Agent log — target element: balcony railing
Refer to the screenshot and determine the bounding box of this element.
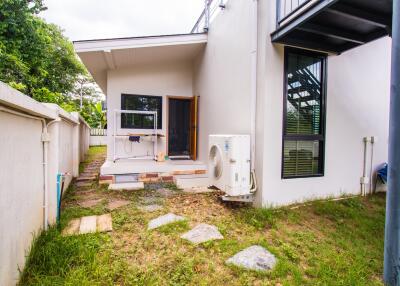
[276,0,313,27]
[191,0,226,33]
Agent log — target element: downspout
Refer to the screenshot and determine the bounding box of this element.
[250,0,258,193]
[0,106,59,231]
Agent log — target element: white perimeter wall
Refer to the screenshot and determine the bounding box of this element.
[256,0,391,206]
[193,0,253,161]
[106,61,193,161]
[0,112,44,286]
[0,83,90,285]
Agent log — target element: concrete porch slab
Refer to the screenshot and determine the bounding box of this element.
[100,160,207,176]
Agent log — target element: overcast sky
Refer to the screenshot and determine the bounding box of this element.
[40,0,205,41]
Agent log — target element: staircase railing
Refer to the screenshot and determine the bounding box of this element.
[276,0,313,28]
[191,0,226,33]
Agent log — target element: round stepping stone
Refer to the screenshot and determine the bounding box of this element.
[181,223,223,244]
[226,245,277,271]
[138,204,163,212]
[148,213,185,230]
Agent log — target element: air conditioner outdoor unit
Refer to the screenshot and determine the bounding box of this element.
[208,135,251,198]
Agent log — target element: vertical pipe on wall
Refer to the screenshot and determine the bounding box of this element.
[384,0,400,284]
[250,0,258,172]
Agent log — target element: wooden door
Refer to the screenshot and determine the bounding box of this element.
[190,96,199,160]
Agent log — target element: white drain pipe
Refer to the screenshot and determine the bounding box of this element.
[250,0,258,191]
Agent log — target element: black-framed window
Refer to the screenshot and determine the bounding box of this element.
[282,48,327,179]
[121,94,162,129]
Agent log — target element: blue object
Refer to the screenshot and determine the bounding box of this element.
[56,173,62,224]
[377,163,388,184]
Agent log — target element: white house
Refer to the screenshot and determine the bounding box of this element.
[74,0,392,207]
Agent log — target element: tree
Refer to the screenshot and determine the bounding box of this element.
[0,0,106,128]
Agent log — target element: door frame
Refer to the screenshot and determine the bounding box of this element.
[166,96,198,160]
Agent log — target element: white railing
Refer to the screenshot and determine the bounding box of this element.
[191,0,227,33]
[90,128,107,136]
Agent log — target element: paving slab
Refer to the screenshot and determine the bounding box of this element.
[79,215,97,234]
[138,204,163,212]
[181,223,223,244]
[97,214,113,232]
[140,196,164,205]
[226,245,277,271]
[148,213,185,230]
[156,188,176,198]
[78,198,102,208]
[76,181,93,188]
[109,182,144,191]
[62,218,80,236]
[107,200,131,210]
[76,176,97,182]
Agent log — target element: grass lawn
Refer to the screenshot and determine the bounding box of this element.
[20,147,386,285]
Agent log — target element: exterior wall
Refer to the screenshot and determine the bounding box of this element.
[0,82,91,285]
[193,0,253,162]
[0,112,44,286]
[256,0,391,206]
[106,61,194,161]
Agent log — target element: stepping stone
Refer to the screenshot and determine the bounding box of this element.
[78,198,102,208]
[181,223,223,244]
[107,200,131,210]
[79,215,97,234]
[62,218,80,235]
[109,182,144,191]
[156,188,176,198]
[148,213,185,230]
[76,181,93,188]
[97,214,113,232]
[226,245,277,271]
[138,204,163,212]
[76,176,97,182]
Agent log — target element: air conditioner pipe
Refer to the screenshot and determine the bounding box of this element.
[361,137,370,196]
[0,106,59,231]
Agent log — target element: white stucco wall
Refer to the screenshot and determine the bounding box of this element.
[106,61,194,161]
[256,0,391,206]
[193,0,253,162]
[0,112,44,286]
[0,83,91,285]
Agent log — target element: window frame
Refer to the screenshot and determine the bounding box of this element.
[121,94,163,130]
[281,47,327,179]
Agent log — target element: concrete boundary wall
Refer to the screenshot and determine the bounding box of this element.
[0,82,90,286]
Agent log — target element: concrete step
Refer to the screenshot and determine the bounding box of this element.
[174,174,210,189]
[108,182,144,191]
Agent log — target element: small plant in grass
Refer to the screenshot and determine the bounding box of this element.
[156,220,190,235]
[239,207,277,230]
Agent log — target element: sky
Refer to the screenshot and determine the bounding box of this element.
[40,0,205,41]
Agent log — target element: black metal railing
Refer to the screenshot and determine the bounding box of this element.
[276,0,313,27]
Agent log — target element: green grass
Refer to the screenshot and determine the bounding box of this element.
[20,147,387,285]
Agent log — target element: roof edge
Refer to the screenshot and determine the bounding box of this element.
[74,33,208,53]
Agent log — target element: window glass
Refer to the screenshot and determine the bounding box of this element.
[283,49,326,178]
[121,94,162,129]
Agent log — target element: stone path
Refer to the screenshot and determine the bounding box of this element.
[181,223,223,244]
[138,204,163,212]
[63,214,113,236]
[107,200,131,210]
[148,213,186,230]
[226,245,277,271]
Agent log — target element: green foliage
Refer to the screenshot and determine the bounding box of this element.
[0,0,106,128]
